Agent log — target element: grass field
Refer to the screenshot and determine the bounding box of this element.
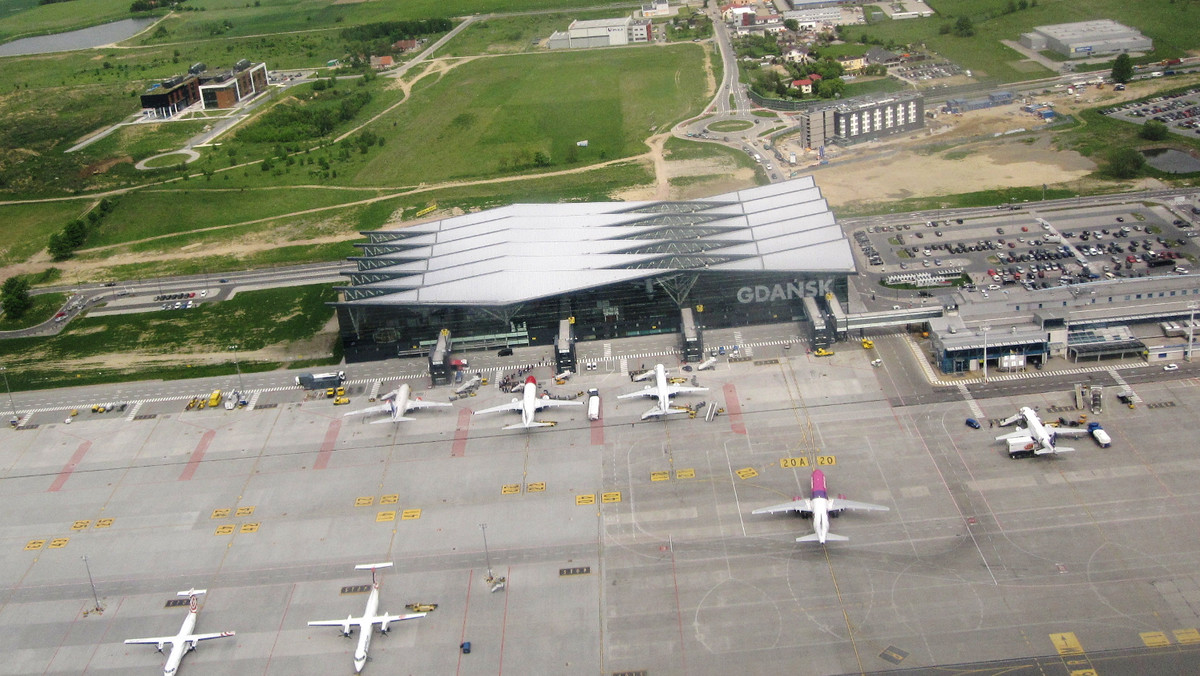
[708,120,753,132]
[0,201,90,265]
[0,283,337,390]
[437,9,628,57]
[0,0,130,43]
[348,46,706,185]
[0,291,66,330]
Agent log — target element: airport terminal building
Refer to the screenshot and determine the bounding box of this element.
[334,179,855,362]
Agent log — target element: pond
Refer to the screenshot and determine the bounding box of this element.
[0,17,157,57]
[1142,148,1200,174]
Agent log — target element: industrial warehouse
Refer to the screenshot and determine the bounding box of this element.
[334,179,855,363]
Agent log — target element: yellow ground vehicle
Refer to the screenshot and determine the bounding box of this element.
[208,390,222,407]
[325,388,336,398]
[333,396,350,405]
[813,348,835,357]
[861,338,874,349]
[335,386,346,397]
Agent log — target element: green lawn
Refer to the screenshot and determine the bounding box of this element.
[0,283,337,390]
[0,0,131,43]
[0,201,90,265]
[347,45,708,185]
[437,9,628,57]
[0,291,66,330]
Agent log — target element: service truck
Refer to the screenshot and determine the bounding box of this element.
[208,390,222,407]
[587,389,601,421]
[296,370,346,390]
[1089,422,1112,448]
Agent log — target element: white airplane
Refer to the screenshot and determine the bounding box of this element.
[995,406,1088,456]
[124,588,235,676]
[473,376,582,429]
[752,469,890,544]
[344,383,451,423]
[308,562,426,674]
[617,363,708,420]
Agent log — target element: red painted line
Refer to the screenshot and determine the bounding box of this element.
[48,441,92,492]
[590,418,604,445]
[497,565,511,675]
[722,383,746,435]
[81,596,125,674]
[669,543,688,673]
[312,419,342,470]
[260,583,297,675]
[42,599,90,673]
[451,408,472,457]
[178,429,216,481]
[455,569,474,676]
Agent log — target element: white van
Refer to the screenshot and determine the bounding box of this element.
[587,389,600,421]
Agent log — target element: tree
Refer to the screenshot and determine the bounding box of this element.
[953,16,975,37]
[784,19,799,32]
[1140,120,1169,141]
[1104,147,1145,179]
[1111,53,1134,84]
[0,276,32,320]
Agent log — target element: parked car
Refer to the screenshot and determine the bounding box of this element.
[965,418,981,429]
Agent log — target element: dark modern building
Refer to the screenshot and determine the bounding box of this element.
[139,74,201,118]
[334,179,856,363]
[199,60,268,109]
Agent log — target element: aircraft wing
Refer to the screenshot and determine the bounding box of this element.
[344,403,392,418]
[184,632,235,642]
[617,387,656,400]
[371,612,427,626]
[405,399,452,411]
[752,498,814,515]
[124,635,178,645]
[473,399,523,416]
[532,399,583,411]
[664,385,708,396]
[830,498,889,512]
[995,427,1029,441]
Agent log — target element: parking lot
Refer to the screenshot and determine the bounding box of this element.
[1101,86,1200,137]
[851,202,1200,301]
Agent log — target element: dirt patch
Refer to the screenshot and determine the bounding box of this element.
[81,156,132,177]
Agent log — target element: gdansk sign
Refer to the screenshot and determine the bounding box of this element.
[736,279,834,303]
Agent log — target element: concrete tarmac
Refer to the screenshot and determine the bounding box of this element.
[2,326,1199,675]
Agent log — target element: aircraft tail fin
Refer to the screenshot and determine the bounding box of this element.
[504,421,553,430]
[177,588,207,598]
[354,562,394,571]
[1037,445,1074,455]
[371,416,413,424]
[797,533,848,543]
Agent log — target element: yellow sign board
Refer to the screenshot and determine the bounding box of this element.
[95,518,114,528]
[72,520,91,530]
[501,484,521,495]
[24,539,45,551]
[401,509,422,520]
[235,506,255,516]
[780,457,808,469]
[211,508,231,519]
[816,455,837,466]
[380,494,399,505]
[215,525,235,535]
[735,467,759,479]
[602,492,622,503]
[1174,628,1200,645]
[1140,631,1171,647]
[576,494,595,506]
[676,468,695,479]
[527,482,546,492]
[355,496,374,507]
[651,471,671,482]
[240,522,260,533]
[48,538,69,549]
[376,511,396,522]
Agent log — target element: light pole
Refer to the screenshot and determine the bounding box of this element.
[479,523,493,579]
[228,344,245,392]
[981,326,990,383]
[1189,304,1197,362]
[0,365,16,425]
[82,555,102,613]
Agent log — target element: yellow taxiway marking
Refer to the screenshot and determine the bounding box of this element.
[735,467,758,479]
[527,482,545,492]
[501,484,521,495]
[211,508,231,519]
[24,539,45,551]
[651,471,671,482]
[1050,632,1084,656]
[376,511,396,522]
[48,538,68,549]
[355,496,374,507]
[215,525,235,535]
[1175,628,1200,644]
[235,506,255,516]
[71,520,90,530]
[380,494,399,505]
[602,491,622,503]
[676,468,695,479]
[95,518,114,528]
[240,522,259,533]
[401,509,422,520]
[816,455,837,466]
[576,494,595,506]
[1140,631,1171,647]
[780,457,809,469]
